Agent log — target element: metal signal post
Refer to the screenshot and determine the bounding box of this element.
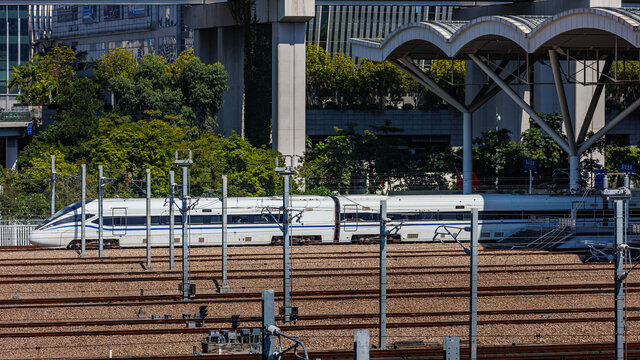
[175,151,193,301]
[275,158,294,324]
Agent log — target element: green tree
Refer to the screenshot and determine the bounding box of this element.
[178,57,228,131]
[93,47,137,85]
[189,132,282,197]
[84,118,188,195]
[9,45,77,105]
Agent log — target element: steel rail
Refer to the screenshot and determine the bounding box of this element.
[1,306,638,329]
[3,316,640,338]
[0,283,638,306]
[0,265,617,284]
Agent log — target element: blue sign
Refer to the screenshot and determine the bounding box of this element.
[523,158,538,171]
[594,169,606,189]
[618,163,636,174]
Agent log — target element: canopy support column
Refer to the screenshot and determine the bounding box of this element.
[549,50,579,191]
[390,57,472,194]
[469,54,571,154]
[577,57,612,144]
[578,96,640,155]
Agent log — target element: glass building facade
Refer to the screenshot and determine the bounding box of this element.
[307,2,454,55]
[52,5,191,62]
[0,5,29,100]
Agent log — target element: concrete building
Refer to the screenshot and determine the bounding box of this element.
[51,5,191,62]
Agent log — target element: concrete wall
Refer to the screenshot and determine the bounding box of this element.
[306,108,463,145]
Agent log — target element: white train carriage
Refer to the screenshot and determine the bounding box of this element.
[29,196,337,248]
[30,192,614,248]
[334,194,604,243]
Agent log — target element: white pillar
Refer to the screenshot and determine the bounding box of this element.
[5,137,17,171]
[272,22,306,166]
[463,112,472,194]
[569,155,580,192]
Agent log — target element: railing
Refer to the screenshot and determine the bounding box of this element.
[0,221,40,246]
[0,111,30,122]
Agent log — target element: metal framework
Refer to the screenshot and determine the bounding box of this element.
[351,7,640,193]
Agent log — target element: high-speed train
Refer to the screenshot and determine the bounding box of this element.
[29,193,630,248]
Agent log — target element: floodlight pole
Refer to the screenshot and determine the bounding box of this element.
[50,155,55,216]
[146,168,152,270]
[98,165,104,258]
[80,164,86,258]
[169,170,175,270]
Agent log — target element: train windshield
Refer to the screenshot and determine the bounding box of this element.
[38,200,95,228]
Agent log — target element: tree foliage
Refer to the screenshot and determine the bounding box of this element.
[9,46,77,105]
[306,45,466,110]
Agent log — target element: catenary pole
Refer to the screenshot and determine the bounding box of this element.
[169,170,175,270]
[283,170,291,324]
[615,199,624,360]
[98,165,104,258]
[50,155,55,216]
[470,208,478,360]
[262,289,275,360]
[80,164,86,257]
[379,199,387,350]
[146,168,152,270]
[181,165,190,300]
[219,174,231,293]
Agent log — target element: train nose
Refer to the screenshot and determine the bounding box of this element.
[29,230,61,248]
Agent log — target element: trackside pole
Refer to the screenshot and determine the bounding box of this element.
[98,165,104,258]
[354,329,370,360]
[182,165,190,300]
[443,337,460,360]
[219,174,231,293]
[469,208,478,360]
[50,155,55,216]
[282,172,291,323]
[379,200,387,350]
[615,199,624,360]
[262,289,275,360]
[146,168,152,270]
[169,170,175,270]
[80,164,86,257]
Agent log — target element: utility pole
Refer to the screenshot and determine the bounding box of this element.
[175,151,193,301]
[169,170,175,270]
[469,208,478,360]
[146,168,152,270]
[219,174,231,293]
[275,158,294,324]
[80,164,86,257]
[50,155,55,216]
[379,200,387,350]
[98,165,104,258]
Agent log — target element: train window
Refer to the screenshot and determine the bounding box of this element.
[252,214,271,224]
[230,215,249,224]
[110,217,127,226]
[438,212,458,221]
[204,215,222,224]
[151,216,161,225]
[127,217,145,226]
[190,216,204,225]
[49,216,75,227]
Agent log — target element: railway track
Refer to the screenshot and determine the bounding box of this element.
[0,264,615,284]
[0,282,637,308]
[1,306,638,329]
[60,343,640,360]
[2,315,639,338]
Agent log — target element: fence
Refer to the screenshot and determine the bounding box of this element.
[0,221,41,246]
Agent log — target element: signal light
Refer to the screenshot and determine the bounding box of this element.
[199,305,208,319]
[231,314,240,329]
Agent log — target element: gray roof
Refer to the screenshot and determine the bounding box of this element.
[350,7,640,61]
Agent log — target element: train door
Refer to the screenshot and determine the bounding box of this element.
[343,204,359,232]
[112,208,127,236]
